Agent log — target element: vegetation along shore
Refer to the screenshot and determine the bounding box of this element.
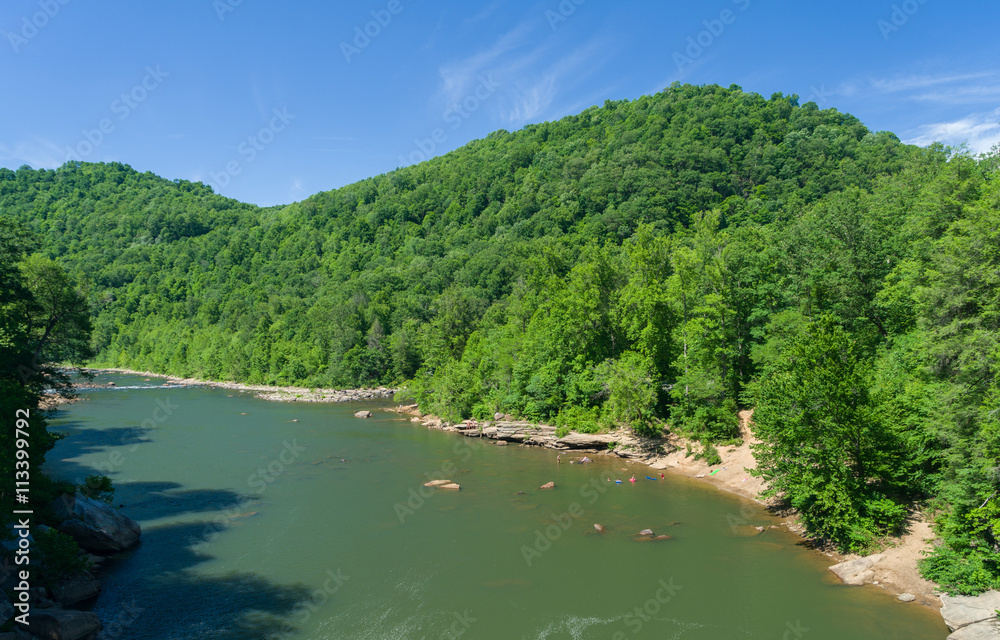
[2,83,998,638]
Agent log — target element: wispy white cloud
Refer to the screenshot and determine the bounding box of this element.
[289,177,306,201]
[870,71,994,93]
[437,20,537,106]
[462,1,503,29]
[499,37,608,124]
[436,21,611,128]
[0,139,69,169]
[914,84,1000,104]
[904,108,1000,155]
[867,70,1000,106]
[499,76,557,124]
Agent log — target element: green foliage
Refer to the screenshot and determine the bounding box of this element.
[696,442,723,466]
[79,474,114,503]
[35,528,92,587]
[596,351,659,436]
[0,217,93,529]
[748,315,907,552]
[4,86,999,591]
[555,404,602,437]
[919,545,1000,596]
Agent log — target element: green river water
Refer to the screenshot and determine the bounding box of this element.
[44,373,950,639]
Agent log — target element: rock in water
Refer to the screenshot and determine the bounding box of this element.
[440,483,461,490]
[639,529,654,536]
[539,482,555,490]
[423,479,452,487]
[51,494,141,553]
[594,524,605,533]
[897,593,916,603]
[354,410,372,418]
[24,608,101,640]
[827,554,884,586]
[50,572,102,606]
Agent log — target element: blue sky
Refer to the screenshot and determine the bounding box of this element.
[1,0,998,207]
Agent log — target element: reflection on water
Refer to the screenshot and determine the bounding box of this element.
[44,373,949,640]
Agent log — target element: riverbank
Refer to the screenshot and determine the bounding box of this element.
[67,369,955,633]
[83,367,396,403]
[395,405,946,613]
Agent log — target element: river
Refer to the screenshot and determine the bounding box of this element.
[43,373,949,639]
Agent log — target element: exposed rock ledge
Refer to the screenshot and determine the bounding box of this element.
[941,591,1000,639]
[428,418,632,452]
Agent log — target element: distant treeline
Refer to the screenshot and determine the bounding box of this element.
[2,83,997,592]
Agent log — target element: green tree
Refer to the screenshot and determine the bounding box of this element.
[595,351,658,436]
[0,220,94,528]
[748,315,906,551]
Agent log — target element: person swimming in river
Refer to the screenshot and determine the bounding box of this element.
[629,475,636,483]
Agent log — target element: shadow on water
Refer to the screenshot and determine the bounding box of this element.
[43,421,156,485]
[45,415,333,638]
[48,422,155,458]
[94,521,322,640]
[113,481,257,522]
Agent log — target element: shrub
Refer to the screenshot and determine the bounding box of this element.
[919,545,1000,596]
[36,528,91,586]
[79,474,114,503]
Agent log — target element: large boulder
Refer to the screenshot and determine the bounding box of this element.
[51,494,140,553]
[948,619,1000,640]
[555,433,617,449]
[941,591,1000,632]
[50,572,102,607]
[828,554,884,586]
[22,607,101,640]
[0,591,13,624]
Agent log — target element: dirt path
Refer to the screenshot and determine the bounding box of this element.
[644,410,942,608]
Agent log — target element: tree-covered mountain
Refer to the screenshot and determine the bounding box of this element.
[2,83,997,592]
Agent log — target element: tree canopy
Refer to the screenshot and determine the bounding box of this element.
[2,83,998,592]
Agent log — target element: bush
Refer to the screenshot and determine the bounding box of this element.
[79,474,114,503]
[554,405,601,437]
[919,545,1000,596]
[695,441,723,466]
[36,528,91,587]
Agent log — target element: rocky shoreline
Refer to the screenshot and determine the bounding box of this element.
[40,369,996,639]
[2,494,142,640]
[392,405,998,639]
[82,368,397,403]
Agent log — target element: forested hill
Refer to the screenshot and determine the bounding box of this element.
[3,84,999,588]
[5,83,913,394]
